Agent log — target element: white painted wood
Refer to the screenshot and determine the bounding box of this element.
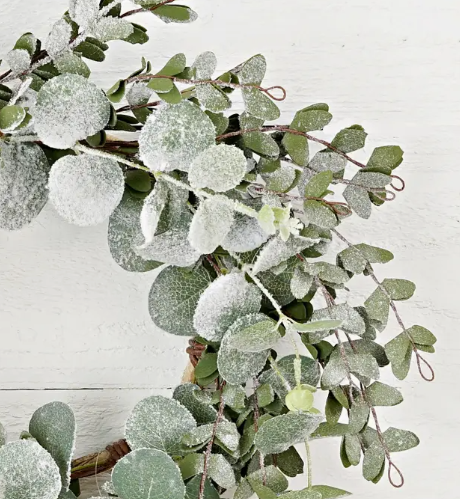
[0,0,457,497]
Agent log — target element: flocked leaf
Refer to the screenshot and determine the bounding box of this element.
[125,395,196,454]
[366,382,403,407]
[173,384,217,424]
[383,427,419,452]
[337,243,394,274]
[226,313,279,352]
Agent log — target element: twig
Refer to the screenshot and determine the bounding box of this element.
[199,381,226,499]
[331,228,434,382]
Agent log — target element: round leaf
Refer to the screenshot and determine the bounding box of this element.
[34,73,110,149]
[226,313,279,352]
[48,154,124,226]
[112,448,185,499]
[125,395,196,454]
[139,100,215,172]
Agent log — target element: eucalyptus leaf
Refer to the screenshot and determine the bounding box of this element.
[173,384,217,425]
[226,313,279,352]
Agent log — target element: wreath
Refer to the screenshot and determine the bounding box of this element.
[0,1,436,499]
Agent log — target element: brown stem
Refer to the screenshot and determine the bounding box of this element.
[331,228,435,382]
[199,381,226,499]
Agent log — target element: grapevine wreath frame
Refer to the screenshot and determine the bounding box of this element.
[0,1,436,499]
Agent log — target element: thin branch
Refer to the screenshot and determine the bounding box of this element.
[332,228,435,382]
[199,381,226,499]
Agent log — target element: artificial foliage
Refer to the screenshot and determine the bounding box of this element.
[0,1,437,499]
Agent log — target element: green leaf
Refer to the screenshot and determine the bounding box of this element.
[112,448,185,499]
[344,434,361,466]
[75,40,105,61]
[185,475,219,499]
[311,422,350,439]
[125,395,196,454]
[208,454,236,488]
[0,440,61,499]
[343,183,372,219]
[391,344,413,380]
[325,393,343,424]
[362,442,385,481]
[349,399,369,433]
[106,79,126,103]
[311,485,351,498]
[310,303,366,337]
[153,5,198,23]
[149,265,212,336]
[0,142,50,231]
[218,315,269,385]
[283,132,309,166]
[173,384,217,424]
[254,412,322,454]
[222,384,246,410]
[331,125,367,153]
[158,53,187,76]
[0,105,26,131]
[305,171,333,198]
[382,278,416,300]
[196,83,231,113]
[303,200,338,229]
[29,402,76,489]
[291,106,332,132]
[14,32,36,55]
[366,145,403,171]
[275,447,304,477]
[256,383,275,407]
[240,113,279,157]
[205,111,229,135]
[248,465,289,493]
[147,77,174,93]
[243,87,280,121]
[337,243,393,274]
[226,314,279,352]
[321,352,379,390]
[383,427,419,452]
[364,287,390,330]
[194,353,218,378]
[385,333,411,367]
[366,382,403,406]
[295,319,343,333]
[240,54,266,85]
[282,488,321,499]
[405,325,437,346]
[125,23,149,44]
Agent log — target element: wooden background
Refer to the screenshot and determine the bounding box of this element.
[0,0,457,497]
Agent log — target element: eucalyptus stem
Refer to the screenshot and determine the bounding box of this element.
[305,438,313,489]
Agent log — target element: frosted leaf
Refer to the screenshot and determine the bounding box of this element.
[126,82,153,106]
[343,184,372,219]
[54,52,90,78]
[0,105,26,133]
[139,101,215,172]
[5,49,30,74]
[303,200,338,229]
[385,333,411,367]
[405,325,436,346]
[364,287,390,330]
[349,399,369,433]
[309,150,347,173]
[45,19,72,58]
[352,171,391,188]
[0,440,61,499]
[259,355,320,399]
[222,384,246,410]
[321,352,379,389]
[125,395,196,454]
[153,5,198,24]
[217,315,270,384]
[208,454,236,489]
[91,17,134,42]
[29,402,76,490]
[0,142,49,231]
[366,382,403,407]
[193,272,261,342]
[243,87,280,121]
[185,476,219,499]
[337,243,394,274]
[140,181,168,245]
[34,74,110,149]
[254,413,322,455]
[188,196,234,254]
[240,54,266,85]
[262,162,297,193]
[222,212,269,252]
[226,313,280,352]
[48,154,124,226]
[192,51,217,79]
[303,261,349,285]
[248,465,289,492]
[112,448,185,499]
[362,442,385,482]
[69,0,99,30]
[135,210,201,267]
[252,235,319,274]
[382,278,415,300]
[173,384,217,424]
[149,265,212,336]
[290,266,313,299]
[0,423,5,447]
[196,84,230,113]
[311,303,366,337]
[383,428,419,453]
[108,193,162,272]
[189,144,246,192]
[258,257,298,306]
[184,420,240,452]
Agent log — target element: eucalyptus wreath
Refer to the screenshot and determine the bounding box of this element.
[0,1,437,499]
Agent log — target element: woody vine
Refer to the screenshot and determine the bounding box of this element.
[0,2,436,499]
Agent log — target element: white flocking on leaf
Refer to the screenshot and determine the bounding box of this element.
[69,0,100,30]
[91,17,134,42]
[149,265,212,336]
[226,313,280,352]
[0,440,61,499]
[48,154,124,226]
[311,303,366,337]
[188,144,247,192]
[45,19,72,58]
[193,272,261,342]
[290,265,313,299]
[192,51,217,79]
[0,142,49,231]
[108,193,162,272]
[222,210,269,253]
[112,448,185,499]
[125,395,196,455]
[217,314,270,384]
[188,196,234,254]
[254,413,322,454]
[140,180,169,245]
[34,74,110,149]
[139,100,216,172]
[173,384,218,425]
[5,49,31,74]
[29,401,76,490]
